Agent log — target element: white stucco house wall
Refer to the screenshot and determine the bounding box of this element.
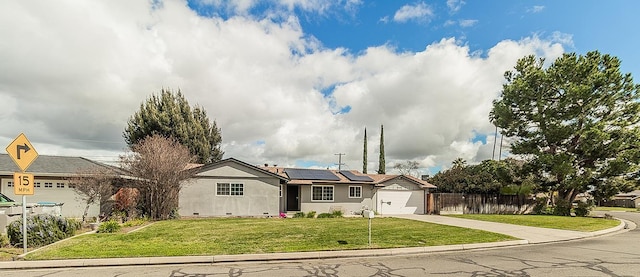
[179,158,289,217]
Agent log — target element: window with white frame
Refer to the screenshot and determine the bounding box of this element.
[279,185,283,197]
[35,182,41,188]
[56,183,65,188]
[216,183,244,196]
[44,182,53,188]
[312,185,334,201]
[7,181,13,187]
[349,186,362,198]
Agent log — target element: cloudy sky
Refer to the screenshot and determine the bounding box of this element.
[1,0,638,176]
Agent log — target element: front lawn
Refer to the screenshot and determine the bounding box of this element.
[447,214,620,232]
[25,217,515,260]
[1,248,24,260]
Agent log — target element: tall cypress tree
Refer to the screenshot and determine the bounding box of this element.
[363,128,367,174]
[378,125,386,174]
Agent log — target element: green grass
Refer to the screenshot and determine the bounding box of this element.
[447,214,620,232]
[593,206,639,212]
[25,218,515,260]
[1,248,22,260]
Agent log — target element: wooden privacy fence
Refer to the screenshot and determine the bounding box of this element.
[430,193,535,214]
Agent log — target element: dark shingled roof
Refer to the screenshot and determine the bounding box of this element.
[0,153,116,175]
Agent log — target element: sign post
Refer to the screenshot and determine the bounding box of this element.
[6,133,38,253]
[364,210,375,246]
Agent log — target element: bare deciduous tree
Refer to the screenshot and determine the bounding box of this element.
[120,134,195,220]
[394,161,420,177]
[69,167,116,223]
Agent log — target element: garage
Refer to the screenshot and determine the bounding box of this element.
[377,189,425,215]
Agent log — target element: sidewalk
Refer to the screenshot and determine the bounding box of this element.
[0,215,629,270]
[393,214,629,244]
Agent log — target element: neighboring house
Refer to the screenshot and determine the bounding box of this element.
[263,167,437,215]
[179,158,289,217]
[0,154,119,218]
[604,190,640,208]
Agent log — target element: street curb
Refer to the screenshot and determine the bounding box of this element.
[0,239,530,270]
[586,218,625,237]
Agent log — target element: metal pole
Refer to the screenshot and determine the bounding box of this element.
[492,125,498,160]
[335,153,345,171]
[22,194,27,253]
[498,133,504,161]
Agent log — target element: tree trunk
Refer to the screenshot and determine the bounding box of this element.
[82,204,90,223]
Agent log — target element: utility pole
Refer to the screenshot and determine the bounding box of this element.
[335,153,346,171]
[498,133,504,161]
[492,125,498,160]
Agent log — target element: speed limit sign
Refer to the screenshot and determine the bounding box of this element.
[13,172,34,195]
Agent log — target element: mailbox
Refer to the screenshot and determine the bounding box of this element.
[364,210,375,219]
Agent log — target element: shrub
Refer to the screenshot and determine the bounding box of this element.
[97,220,121,233]
[168,208,181,220]
[532,197,549,215]
[316,213,333,218]
[122,218,147,227]
[0,233,9,247]
[553,199,572,216]
[331,210,343,218]
[6,215,81,247]
[306,211,317,218]
[292,212,305,218]
[574,202,592,217]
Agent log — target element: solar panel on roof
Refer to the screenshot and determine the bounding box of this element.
[339,170,374,182]
[284,168,341,181]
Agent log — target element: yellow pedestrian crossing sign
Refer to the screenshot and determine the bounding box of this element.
[6,133,38,172]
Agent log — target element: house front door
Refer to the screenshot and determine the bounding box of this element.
[286,185,299,211]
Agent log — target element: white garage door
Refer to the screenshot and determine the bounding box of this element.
[378,190,424,215]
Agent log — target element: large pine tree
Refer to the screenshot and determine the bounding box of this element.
[491,51,640,206]
[124,89,224,164]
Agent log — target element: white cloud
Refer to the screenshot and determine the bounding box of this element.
[393,2,434,23]
[459,19,478,27]
[447,0,466,13]
[443,19,477,28]
[528,5,545,13]
[0,0,570,173]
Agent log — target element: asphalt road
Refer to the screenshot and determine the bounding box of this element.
[2,211,639,277]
